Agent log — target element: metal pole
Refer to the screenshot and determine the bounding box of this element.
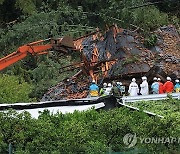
[8,143,12,154]
[108,146,112,154]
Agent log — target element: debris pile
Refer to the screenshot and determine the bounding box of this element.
[154,25,180,77]
[73,26,154,79]
[42,25,180,101]
[42,75,90,101]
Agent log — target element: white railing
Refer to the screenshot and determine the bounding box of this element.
[121,92,180,104]
[118,102,164,118]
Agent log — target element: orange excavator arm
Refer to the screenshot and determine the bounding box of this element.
[0,36,75,71]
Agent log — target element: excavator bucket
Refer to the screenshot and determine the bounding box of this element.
[59,36,75,49]
[52,36,76,54]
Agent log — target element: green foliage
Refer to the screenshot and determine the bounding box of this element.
[0,0,4,4]
[0,102,179,153]
[127,98,180,117]
[0,7,94,53]
[153,0,180,17]
[97,0,170,33]
[0,7,92,100]
[15,0,37,15]
[27,55,79,99]
[144,34,158,48]
[122,55,140,66]
[130,6,169,31]
[0,74,34,103]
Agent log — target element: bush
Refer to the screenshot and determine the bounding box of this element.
[0,102,179,153]
[144,34,158,48]
[0,74,34,103]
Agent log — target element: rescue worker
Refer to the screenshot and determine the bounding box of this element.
[99,83,107,96]
[117,82,124,94]
[163,77,174,93]
[116,82,121,91]
[157,78,164,94]
[89,80,99,97]
[109,81,121,97]
[151,77,159,94]
[128,78,139,96]
[104,83,112,95]
[140,76,149,95]
[174,79,180,93]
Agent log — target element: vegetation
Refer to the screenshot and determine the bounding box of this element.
[122,55,140,66]
[127,96,180,117]
[0,99,179,153]
[144,34,158,48]
[0,74,34,103]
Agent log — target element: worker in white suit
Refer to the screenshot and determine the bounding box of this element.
[104,83,112,95]
[140,76,149,95]
[128,78,139,96]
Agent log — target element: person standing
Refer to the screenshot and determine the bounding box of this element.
[104,83,112,95]
[99,83,107,96]
[117,81,125,94]
[109,81,121,97]
[116,82,121,92]
[140,76,149,95]
[174,79,180,93]
[157,78,164,94]
[151,77,159,94]
[89,80,99,97]
[128,78,139,96]
[163,77,174,93]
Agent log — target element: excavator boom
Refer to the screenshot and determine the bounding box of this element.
[0,37,75,71]
[0,34,114,82]
[0,51,27,70]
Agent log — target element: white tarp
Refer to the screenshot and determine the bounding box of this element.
[1,103,105,119]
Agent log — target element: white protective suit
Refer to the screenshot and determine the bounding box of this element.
[128,81,139,96]
[104,87,112,95]
[140,80,149,95]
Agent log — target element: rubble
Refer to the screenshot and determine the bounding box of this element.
[154,25,180,77]
[41,25,180,101]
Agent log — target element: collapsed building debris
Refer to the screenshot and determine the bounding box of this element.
[41,25,180,101]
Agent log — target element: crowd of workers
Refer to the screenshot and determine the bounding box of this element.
[89,76,180,97]
[89,80,122,97]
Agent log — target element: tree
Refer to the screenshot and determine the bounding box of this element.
[148,0,180,17]
[0,74,34,103]
[0,0,37,27]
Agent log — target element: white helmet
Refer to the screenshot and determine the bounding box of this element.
[142,76,147,80]
[117,82,122,85]
[166,77,171,81]
[132,78,136,82]
[108,83,112,87]
[157,78,161,81]
[92,80,96,83]
[103,83,107,87]
[175,79,179,83]
[153,77,157,81]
